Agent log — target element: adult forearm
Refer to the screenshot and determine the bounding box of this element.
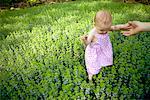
[143,23,150,31]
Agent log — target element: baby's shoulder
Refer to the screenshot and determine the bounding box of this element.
[88,27,97,35]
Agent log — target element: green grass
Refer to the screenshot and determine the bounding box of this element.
[0,0,150,99]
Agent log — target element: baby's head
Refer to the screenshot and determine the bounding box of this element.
[94,10,112,33]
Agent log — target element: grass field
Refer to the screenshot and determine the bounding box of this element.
[0,0,150,99]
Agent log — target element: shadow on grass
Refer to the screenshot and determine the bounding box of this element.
[0,1,150,40]
[0,1,150,42]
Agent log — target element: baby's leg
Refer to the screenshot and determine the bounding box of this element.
[88,74,93,81]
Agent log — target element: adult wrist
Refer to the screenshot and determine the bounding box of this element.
[143,23,150,31]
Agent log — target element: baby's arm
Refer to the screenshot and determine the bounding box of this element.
[80,34,94,45]
[111,23,130,31]
[80,29,95,47]
[87,32,94,45]
[80,35,88,47]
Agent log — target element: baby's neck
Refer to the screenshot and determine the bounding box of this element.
[99,31,107,34]
[94,27,108,34]
[97,30,108,34]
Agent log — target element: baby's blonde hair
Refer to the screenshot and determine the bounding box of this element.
[94,10,112,33]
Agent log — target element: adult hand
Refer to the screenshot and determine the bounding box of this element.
[123,21,145,36]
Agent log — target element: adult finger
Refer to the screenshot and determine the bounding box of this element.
[123,27,141,36]
[128,21,139,28]
[122,31,132,36]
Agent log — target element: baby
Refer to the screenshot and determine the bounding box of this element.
[81,10,129,80]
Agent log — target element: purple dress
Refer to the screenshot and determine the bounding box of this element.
[85,28,113,75]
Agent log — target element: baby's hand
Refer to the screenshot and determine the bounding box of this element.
[80,35,88,48]
[80,34,97,43]
[80,35,88,41]
[120,23,132,30]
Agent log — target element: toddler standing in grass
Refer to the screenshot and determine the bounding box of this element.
[81,10,129,80]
